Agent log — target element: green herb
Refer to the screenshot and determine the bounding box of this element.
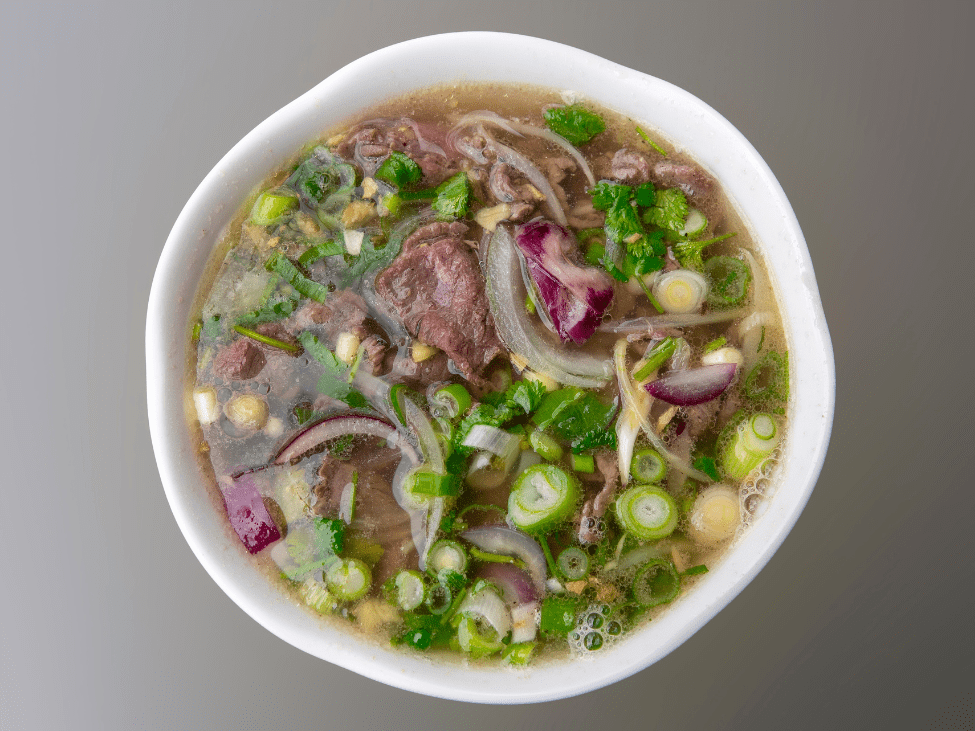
[298,239,344,266]
[232,324,301,354]
[280,517,345,580]
[468,546,527,569]
[744,351,789,403]
[543,104,605,145]
[375,151,422,189]
[590,181,632,212]
[633,337,677,381]
[202,315,222,338]
[570,428,617,454]
[235,295,299,328]
[297,331,367,406]
[191,322,202,341]
[692,455,720,482]
[671,232,737,272]
[705,255,752,307]
[265,251,330,303]
[532,388,616,444]
[571,453,595,473]
[644,188,689,232]
[249,191,298,226]
[502,642,536,666]
[286,151,356,209]
[682,564,708,577]
[704,336,727,354]
[635,125,667,156]
[340,229,405,286]
[432,172,472,220]
[635,272,665,314]
[539,594,582,636]
[634,181,656,207]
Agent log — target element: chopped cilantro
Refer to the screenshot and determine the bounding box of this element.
[672,232,737,271]
[375,151,422,189]
[235,295,299,328]
[297,331,367,406]
[590,181,632,211]
[571,428,617,454]
[451,379,546,456]
[432,172,472,220]
[692,455,720,482]
[543,105,606,145]
[644,187,689,232]
[532,388,617,443]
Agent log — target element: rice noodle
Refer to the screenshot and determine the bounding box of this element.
[601,308,748,334]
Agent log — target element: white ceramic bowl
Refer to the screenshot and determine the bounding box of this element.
[147,32,834,704]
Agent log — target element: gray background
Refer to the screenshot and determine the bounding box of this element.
[2,1,972,729]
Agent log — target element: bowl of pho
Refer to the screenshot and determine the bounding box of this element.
[147,31,834,703]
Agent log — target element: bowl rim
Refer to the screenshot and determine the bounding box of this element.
[147,31,835,704]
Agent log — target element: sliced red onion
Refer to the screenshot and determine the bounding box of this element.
[222,473,281,554]
[485,225,613,388]
[460,526,547,594]
[645,363,738,406]
[273,413,405,465]
[515,220,615,345]
[476,562,540,605]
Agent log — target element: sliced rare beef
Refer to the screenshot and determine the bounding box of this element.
[374,227,504,383]
[288,289,370,342]
[213,338,266,380]
[608,148,651,185]
[314,439,415,584]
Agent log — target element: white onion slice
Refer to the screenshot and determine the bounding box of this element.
[458,586,512,639]
[601,308,748,334]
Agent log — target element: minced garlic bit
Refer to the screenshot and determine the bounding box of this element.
[341,200,376,229]
[411,341,438,362]
[335,332,361,365]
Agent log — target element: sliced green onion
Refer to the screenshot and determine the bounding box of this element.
[633,337,677,381]
[250,191,298,226]
[429,383,472,421]
[635,125,667,156]
[404,468,460,498]
[264,251,329,303]
[704,336,727,354]
[426,539,468,577]
[719,413,780,481]
[744,351,789,403]
[678,208,707,237]
[705,255,751,307]
[507,464,581,534]
[456,616,504,659]
[630,448,667,484]
[682,564,709,577]
[391,570,426,611]
[652,269,709,314]
[528,430,563,462]
[571,453,595,473]
[325,558,372,602]
[502,642,536,666]
[298,578,339,614]
[297,239,343,266]
[467,546,527,570]
[232,324,301,354]
[632,559,681,607]
[615,484,678,541]
[635,274,666,314]
[425,583,454,615]
[557,546,590,580]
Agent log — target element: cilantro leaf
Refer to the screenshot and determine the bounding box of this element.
[571,428,618,454]
[644,187,689,232]
[692,455,720,482]
[533,388,617,442]
[432,172,472,220]
[543,105,606,145]
[375,151,422,189]
[506,380,547,415]
[590,182,632,211]
[298,331,367,406]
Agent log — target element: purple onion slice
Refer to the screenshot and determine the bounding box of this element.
[475,562,540,605]
[273,413,399,465]
[460,526,547,594]
[223,473,281,554]
[645,362,738,406]
[515,220,614,345]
